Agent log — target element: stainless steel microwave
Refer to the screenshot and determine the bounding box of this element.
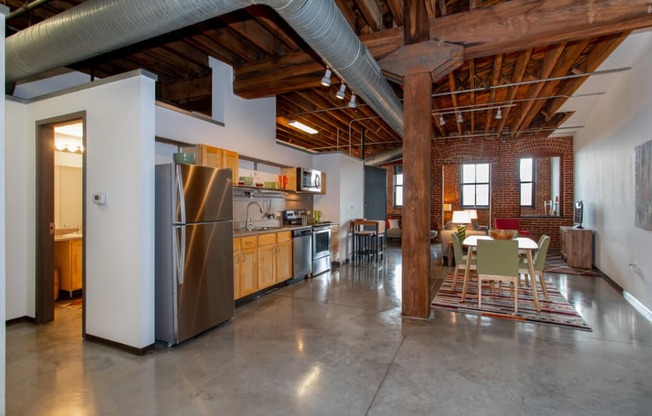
[297,167,322,193]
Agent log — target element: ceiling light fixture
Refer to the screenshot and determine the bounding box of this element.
[288,120,319,135]
[438,114,446,126]
[495,107,502,120]
[336,84,347,100]
[457,112,463,124]
[348,94,357,108]
[321,68,332,87]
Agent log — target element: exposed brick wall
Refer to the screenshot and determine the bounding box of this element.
[384,136,575,249]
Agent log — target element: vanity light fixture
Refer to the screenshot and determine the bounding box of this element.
[288,120,319,135]
[348,94,357,108]
[336,84,347,100]
[321,68,332,87]
[438,114,446,126]
[495,107,503,120]
[457,112,463,124]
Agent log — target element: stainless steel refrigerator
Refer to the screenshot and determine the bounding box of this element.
[155,163,234,345]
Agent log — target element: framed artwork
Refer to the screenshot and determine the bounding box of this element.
[635,139,652,230]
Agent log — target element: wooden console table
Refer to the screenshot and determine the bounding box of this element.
[560,226,593,269]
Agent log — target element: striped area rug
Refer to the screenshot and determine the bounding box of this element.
[432,274,591,331]
[544,250,601,276]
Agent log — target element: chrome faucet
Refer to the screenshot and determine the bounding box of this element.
[245,201,263,231]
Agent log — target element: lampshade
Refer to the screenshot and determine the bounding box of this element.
[443,203,452,212]
[465,209,478,220]
[452,210,471,224]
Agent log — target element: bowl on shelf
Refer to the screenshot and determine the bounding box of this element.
[490,229,518,240]
[173,152,196,164]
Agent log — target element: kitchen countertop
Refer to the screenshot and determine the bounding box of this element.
[233,225,312,237]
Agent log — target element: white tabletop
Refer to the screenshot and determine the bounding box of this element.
[463,235,538,250]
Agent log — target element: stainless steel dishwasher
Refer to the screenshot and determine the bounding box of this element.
[291,228,313,283]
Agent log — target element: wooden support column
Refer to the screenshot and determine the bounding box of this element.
[401,0,433,319]
[402,71,432,318]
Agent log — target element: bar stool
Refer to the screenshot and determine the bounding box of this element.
[351,220,385,261]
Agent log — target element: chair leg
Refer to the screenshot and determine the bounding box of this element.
[478,278,483,309]
[514,281,519,313]
[537,271,549,300]
[452,265,459,288]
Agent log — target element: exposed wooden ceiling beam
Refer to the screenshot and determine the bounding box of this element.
[354,0,384,32]
[233,0,652,99]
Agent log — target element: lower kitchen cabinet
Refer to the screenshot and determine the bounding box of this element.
[234,236,258,299]
[54,238,83,297]
[234,230,292,300]
[276,232,292,283]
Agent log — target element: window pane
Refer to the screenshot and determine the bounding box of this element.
[476,184,489,206]
[462,164,476,183]
[476,164,490,182]
[395,173,403,186]
[395,187,403,206]
[462,184,476,206]
[520,158,533,181]
[521,183,533,205]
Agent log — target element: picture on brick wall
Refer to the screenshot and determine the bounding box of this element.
[635,139,652,230]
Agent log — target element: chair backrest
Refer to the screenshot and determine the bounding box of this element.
[532,235,551,271]
[494,218,519,230]
[451,232,465,264]
[476,239,519,277]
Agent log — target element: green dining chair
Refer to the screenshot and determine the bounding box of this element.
[451,232,476,288]
[519,234,551,300]
[477,239,520,313]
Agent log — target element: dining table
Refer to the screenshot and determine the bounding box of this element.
[461,235,540,311]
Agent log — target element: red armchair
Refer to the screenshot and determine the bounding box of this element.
[494,218,531,237]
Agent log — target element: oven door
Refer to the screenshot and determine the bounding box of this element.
[312,226,331,275]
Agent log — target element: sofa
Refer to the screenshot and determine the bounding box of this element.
[494,218,531,237]
[440,220,488,266]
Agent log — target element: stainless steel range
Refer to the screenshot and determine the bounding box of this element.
[312,223,331,276]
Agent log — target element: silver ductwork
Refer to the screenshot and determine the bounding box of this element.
[363,146,404,166]
[6,0,404,138]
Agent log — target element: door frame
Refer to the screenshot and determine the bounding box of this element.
[35,112,86,333]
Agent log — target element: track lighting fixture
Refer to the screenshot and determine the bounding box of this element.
[495,107,502,120]
[348,94,357,108]
[457,112,463,124]
[336,84,347,100]
[321,68,332,87]
[438,114,446,126]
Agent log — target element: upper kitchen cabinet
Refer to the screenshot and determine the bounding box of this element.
[182,144,238,182]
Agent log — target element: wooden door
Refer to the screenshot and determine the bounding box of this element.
[364,166,387,221]
[233,238,241,299]
[257,242,276,289]
[276,240,293,283]
[198,144,222,168]
[222,149,239,182]
[240,246,258,296]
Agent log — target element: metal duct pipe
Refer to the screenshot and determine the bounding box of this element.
[363,146,403,166]
[6,0,404,137]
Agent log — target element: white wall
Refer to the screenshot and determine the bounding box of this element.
[5,72,156,349]
[2,4,8,412]
[313,153,364,261]
[156,57,312,169]
[575,36,652,311]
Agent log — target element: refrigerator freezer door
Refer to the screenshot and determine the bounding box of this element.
[175,164,233,224]
[176,221,234,343]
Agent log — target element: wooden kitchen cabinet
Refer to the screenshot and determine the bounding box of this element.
[54,238,83,297]
[234,236,258,299]
[257,233,277,290]
[330,224,340,263]
[560,226,593,269]
[182,144,239,182]
[276,232,293,283]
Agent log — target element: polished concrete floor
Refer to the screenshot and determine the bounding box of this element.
[7,244,652,415]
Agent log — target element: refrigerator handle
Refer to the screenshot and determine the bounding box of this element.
[176,164,187,224]
[174,225,186,285]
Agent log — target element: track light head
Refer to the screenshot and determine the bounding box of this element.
[457,112,463,124]
[336,84,347,100]
[495,107,502,120]
[348,94,357,108]
[438,114,445,126]
[321,68,332,87]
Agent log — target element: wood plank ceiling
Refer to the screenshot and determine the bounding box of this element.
[4,0,635,160]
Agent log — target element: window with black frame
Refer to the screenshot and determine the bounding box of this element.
[393,165,403,207]
[461,163,489,207]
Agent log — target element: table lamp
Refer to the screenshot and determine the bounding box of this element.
[452,210,471,240]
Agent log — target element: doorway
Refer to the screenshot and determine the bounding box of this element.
[35,113,86,333]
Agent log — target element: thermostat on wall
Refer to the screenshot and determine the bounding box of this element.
[92,192,107,205]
